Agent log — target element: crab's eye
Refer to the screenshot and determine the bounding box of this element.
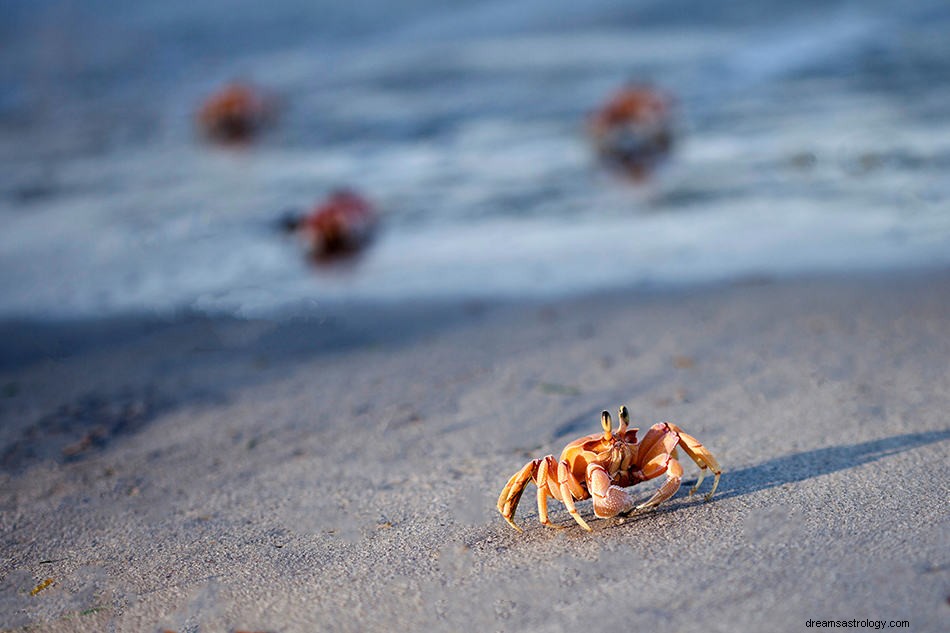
[601,410,612,434]
[616,405,630,433]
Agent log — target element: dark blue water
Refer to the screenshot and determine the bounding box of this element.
[1,0,949,317]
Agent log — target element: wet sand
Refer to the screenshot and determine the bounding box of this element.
[1,271,949,632]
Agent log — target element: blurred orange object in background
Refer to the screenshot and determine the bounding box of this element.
[286,190,378,261]
[197,82,274,143]
[588,85,675,180]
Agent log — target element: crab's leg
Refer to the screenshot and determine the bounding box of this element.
[497,458,541,532]
[626,426,684,512]
[635,456,683,510]
[638,423,680,468]
[666,423,722,500]
[586,463,636,518]
[536,456,563,528]
[557,460,592,532]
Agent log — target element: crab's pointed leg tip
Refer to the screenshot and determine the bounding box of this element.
[572,514,593,532]
[503,516,523,532]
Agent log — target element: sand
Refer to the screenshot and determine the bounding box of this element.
[1,272,949,632]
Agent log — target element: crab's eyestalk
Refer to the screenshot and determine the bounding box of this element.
[601,410,613,440]
[617,405,630,434]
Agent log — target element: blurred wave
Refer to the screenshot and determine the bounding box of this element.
[1,0,949,317]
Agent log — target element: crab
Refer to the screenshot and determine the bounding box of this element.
[197,82,274,143]
[497,406,721,531]
[281,189,378,261]
[588,85,674,179]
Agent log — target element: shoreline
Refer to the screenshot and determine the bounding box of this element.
[2,269,949,631]
[3,264,948,368]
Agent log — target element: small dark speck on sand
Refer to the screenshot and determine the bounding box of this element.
[80,606,107,616]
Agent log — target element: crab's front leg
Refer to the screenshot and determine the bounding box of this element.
[624,423,684,511]
[666,423,722,500]
[536,456,564,528]
[497,458,541,531]
[635,455,683,510]
[557,460,592,531]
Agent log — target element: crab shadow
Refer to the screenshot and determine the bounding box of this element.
[708,428,950,503]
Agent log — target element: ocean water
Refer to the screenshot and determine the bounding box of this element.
[1,0,949,318]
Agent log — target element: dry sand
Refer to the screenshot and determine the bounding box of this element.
[1,272,949,632]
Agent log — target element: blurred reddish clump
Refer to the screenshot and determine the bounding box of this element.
[197,82,273,143]
[588,85,675,179]
[285,190,378,261]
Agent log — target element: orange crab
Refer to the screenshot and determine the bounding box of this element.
[497,406,721,531]
[282,189,378,261]
[197,82,274,143]
[588,85,674,179]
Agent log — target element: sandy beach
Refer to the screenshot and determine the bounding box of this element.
[4,0,950,630]
[1,271,948,632]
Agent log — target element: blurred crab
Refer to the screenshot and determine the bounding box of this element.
[588,85,674,179]
[497,406,721,531]
[197,81,275,143]
[281,189,378,261]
